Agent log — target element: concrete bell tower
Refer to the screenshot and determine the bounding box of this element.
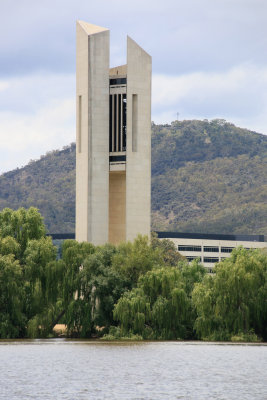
[75,21,151,245]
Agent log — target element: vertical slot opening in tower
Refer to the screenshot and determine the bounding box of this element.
[132,94,138,152]
[78,95,82,153]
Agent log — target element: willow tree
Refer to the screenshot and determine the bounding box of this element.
[192,247,267,341]
[24,236,63,337]
[113,267,194,340]
[63,243,132,337]
[0,254,25,338]
[0,207,65,338]
[0,236,20,259]
[59,239,96,337]
[26,238,97,338]
[113,288,150,335]
[61,240,95,298]
[112,235,164,285]
[179,258,206,296]
[0,207,46,258]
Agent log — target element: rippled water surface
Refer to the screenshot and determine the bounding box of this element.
[0,340,266,399]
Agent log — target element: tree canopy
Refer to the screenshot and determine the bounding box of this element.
[192,247,267,341]
[0,207,266,342]
[113,261,206,340]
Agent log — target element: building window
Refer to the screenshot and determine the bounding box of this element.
[204,246,219,252]
[122,94,126,150]
[110,78,127,85]
[221,247,234,253]
[109,95,112,152]
[204,257,219,263]
[178,245,202,252]
[109,92,127,152]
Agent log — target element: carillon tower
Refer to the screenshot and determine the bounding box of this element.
[75,21,151,245]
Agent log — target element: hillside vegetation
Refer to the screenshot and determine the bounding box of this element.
[0,144,75,233]
[0,119,267,235]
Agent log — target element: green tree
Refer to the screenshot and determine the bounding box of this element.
[0,236,20,258]
[151,232,186,266]
[24,237,57,293]
[23,236,59,336]
[0,207,63,338]
[59,240,96,337]
[25,238,96,338]
[81,244,128,329]
[0,255,26,338]
[192,247,267,341]
[64,243,130,337]
[61,240,95,305]
[112,235,164,285]
[113,266,198,340]
[180,258,206,295]
[0,207,46,259]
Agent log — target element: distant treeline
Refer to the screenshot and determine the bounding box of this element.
[0,119,266,236]
[1,208,266,342]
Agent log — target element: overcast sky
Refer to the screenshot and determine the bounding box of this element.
[0,0,266,173]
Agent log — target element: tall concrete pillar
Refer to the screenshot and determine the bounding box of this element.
[76,21,109,245]
[126,37,152,241]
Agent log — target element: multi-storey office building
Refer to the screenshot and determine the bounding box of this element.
[157,232,267,271]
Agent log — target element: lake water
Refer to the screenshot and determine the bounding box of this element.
[0,340,266,399]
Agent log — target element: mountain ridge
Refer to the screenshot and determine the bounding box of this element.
[1,119,266,236]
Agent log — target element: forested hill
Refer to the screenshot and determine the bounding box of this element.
[0,119,267,235]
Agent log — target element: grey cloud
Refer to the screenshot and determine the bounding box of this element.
[152,64,267,133]
[0,0,267,174]
[0,0,266,77]
[0,73,75,113]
